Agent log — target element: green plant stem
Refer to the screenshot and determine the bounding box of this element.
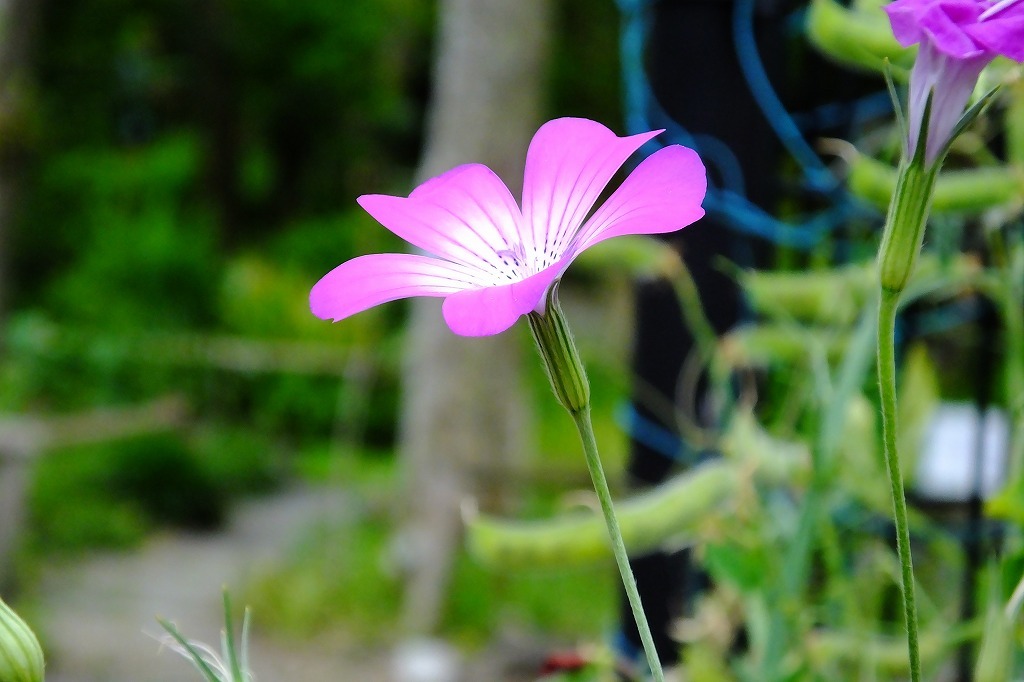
[877,288,921,682]
[570,405,665,682]
[529,289,664,681]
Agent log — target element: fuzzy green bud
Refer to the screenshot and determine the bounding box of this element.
[877,159,939,295]
[527,284,590,415]
[0,597,44,682]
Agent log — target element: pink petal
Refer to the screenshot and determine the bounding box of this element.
[440,258,570,336]
[310,253,482,322]
[967,14,1024,61]
[919,0,987,57]
[886,0,931,46]
[922,51,989,162]
[357,163,525,271]
[574,145,707,251]
[520,118,660,258]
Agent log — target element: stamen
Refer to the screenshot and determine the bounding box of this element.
[980,0,1020,21]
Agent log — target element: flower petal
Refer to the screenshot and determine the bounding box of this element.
[440,258,570,336]
[923,51,989,161]
[357,164,525,273]
[310,253,482,322]
[574,145,707,251]
[886,0,1024,61]
[885,0,931,46]
[967,14,1024,61]
[520,118,660,259]
[918,0,987,57]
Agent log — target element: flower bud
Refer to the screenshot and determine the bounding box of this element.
[877,160,939,295]
[527,284,590,414]
[0,596,44,682]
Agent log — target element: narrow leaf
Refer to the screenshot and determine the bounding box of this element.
[884,58,907,141]
[157,618,222,682]
[222,592,243,682]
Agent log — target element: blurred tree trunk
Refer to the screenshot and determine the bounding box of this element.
[398,0,551,635]
[0,0,40,592]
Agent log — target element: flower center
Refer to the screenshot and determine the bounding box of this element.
[979,0,1021,21]
[494,247,526,281]
[493,244,561,282]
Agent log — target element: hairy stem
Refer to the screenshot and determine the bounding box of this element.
[529,289,664,681]
[877,289,921,682]
[571,406,665,682]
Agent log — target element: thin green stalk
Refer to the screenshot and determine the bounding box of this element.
[528,287,664,681]
[571,406,665,682]
[873,143,936,682]
[877,289,921,682]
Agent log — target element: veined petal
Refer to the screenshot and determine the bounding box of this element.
[357,164,525,274]
[441,258,570,336]
[521,118,660,260]
[310,253,483,322]
[574,145,707,251]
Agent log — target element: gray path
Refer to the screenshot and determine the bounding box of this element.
[35,486,394,682]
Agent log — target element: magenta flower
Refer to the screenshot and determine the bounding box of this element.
[310,117,706,336]
[885,0,1024,164]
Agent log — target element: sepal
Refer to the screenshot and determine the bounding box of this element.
[884,59,908,143]
[877,159,940,294]
[527,283,590,414]
[0,597,44,682]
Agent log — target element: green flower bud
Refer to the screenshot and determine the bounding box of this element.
[0,597,44,682]
[527,283,590,415]
[877,159,939,295]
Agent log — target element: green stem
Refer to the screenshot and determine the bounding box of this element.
[877,289,921,682]
[571,406,665,682]
[528,288,664,681]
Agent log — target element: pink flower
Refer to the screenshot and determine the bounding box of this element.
[310,117,706,336]
[885,0,1024,163]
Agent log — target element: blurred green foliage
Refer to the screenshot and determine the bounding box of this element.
[41,135,220,330]
[3,0,625,654]
[27,431,280,554]
[246,449,616,645]
[246,517,403,641]
[15,0,431,304]
[4,0,1017,672]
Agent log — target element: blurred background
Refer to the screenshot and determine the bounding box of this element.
[0,0,634,680]
[1,0,1021,680]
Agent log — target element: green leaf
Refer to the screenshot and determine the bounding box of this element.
[704,543,764,592]
[222,592,243,682]
[157,618,222,682]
